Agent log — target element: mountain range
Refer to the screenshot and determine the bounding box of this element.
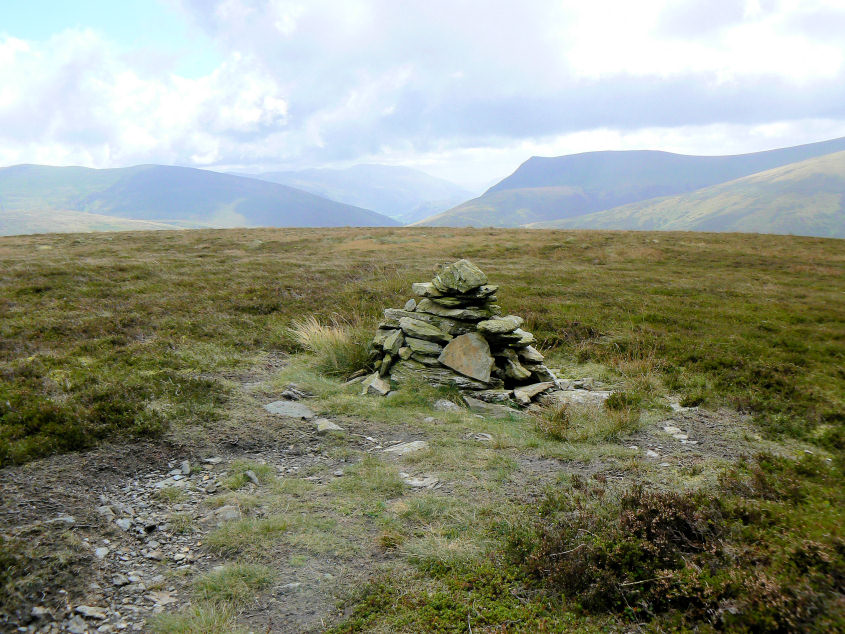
[415,136,845,236]
[238,164,471,224]
[531,150,845,237]
[3,137,845,238]
[0,164,397,236]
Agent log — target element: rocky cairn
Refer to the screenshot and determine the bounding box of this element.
[362,259,561,407]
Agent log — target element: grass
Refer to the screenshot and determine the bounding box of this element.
[192,563,276,606]
[1,227,843,631]
[1,228,842,464]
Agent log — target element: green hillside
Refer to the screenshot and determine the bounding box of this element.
[535,150,845,238]
[245,164,471,224]
[417,136,845,227]
[0,164,398,232]
[0,209,197,236]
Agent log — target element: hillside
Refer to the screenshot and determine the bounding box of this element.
[1,228,841,632]
[417,136,845,227]
[242,164,471,224]
[534,150,845,237]
[0,164,398,232]
[0,209,198,236]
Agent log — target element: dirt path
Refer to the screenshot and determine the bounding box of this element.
[2,367,787,633]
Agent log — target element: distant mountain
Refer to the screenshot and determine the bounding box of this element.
[0,209,195,236]
[242,164,471,224]
[416,136,845,227]
[532,150,845,238]
[0,164,397,234]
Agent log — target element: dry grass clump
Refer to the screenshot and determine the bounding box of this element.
[288,313,371,377]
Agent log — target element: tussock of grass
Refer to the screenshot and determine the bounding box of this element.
[288,313,372,377]
[206,516,289,557]
[151,603,247,634]
[192,563,275,606]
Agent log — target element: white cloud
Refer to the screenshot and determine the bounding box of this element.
[1,0,844,188]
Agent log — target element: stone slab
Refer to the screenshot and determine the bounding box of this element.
[264,401,315,419]
[438,332,494,382]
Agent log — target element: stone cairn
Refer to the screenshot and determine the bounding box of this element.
[361,259,564,408]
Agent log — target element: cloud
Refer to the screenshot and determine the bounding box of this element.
[2,0,845,187]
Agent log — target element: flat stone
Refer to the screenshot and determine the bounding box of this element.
[94,547,109,559]
[475,389,513,403]
[382,440,429,455]
[203,505,241,525]
[398,346,412,360]
[432,259,488,293]
[463,396,518,418]
[477,315,523,334]
[67,616,88,633]
[411,282,443,297]
[438,332,494,382]
[398,316,452,343]
[362,373,391,396]
[383,329,404,355]
[203,456,223,464]
[373,327,398,348]
[31,606,52,621]
[433,399,461,412]
[315,418,344,434]
[404,298,417,311]
[383,308,475,335]
[410,353,441,366]
[76,606,108,620]
[540,389,612,407]
[517,345,545,363]
[416,298,493,321]
[403,475,440,488]
[498,349,532,381]
[405,336,443,355]
[390,360,498,391]
[115,518,132,531]
[244,470,260,485]
[513,382,555,406]
[264,401,315,419]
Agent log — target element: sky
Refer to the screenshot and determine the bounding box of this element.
[2,0,845,190]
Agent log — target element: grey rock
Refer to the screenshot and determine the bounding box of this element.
[379,353,394,377]
[372,327,398,349]
[398,316,452,343]
[264,400,315,419]
[404,298,416,311]
[383,308,475,336]
[203,456,223,464]
[180,460,191,475]
[398,346,412,360]
[403,475,439,488]
[475,389,513,403]
[333,469,344,477]
[67,616,89,633]
[244,470,260,486]
[432,259,488,293]
[517,345,545,363]
[463,396,518,418]
[391,360,498,391]
[76,605,108,620]
[383,329,404,355]
[112,574,130,587]
[433,399,461,412]
[31,606,52,621]
[361,373,391,396]
[540,389,612,407]
[416,298,492,321]
[410,353,441,366]
[477,315,523,334]
[115,518,132,531]
[411,282,443,297]
[513,382,555,406]
[203,505,241,525]
[94,547,109,559]
[315,419,344,434]
[405,336,443,355]
[499,349,532,381]
[438,332,494,382]
[96,505,115,519]
[383,440,429,455]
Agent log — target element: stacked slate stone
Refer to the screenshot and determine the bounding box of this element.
[364,259,560,405]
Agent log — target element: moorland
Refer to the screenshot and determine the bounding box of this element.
[1,227,843,632]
